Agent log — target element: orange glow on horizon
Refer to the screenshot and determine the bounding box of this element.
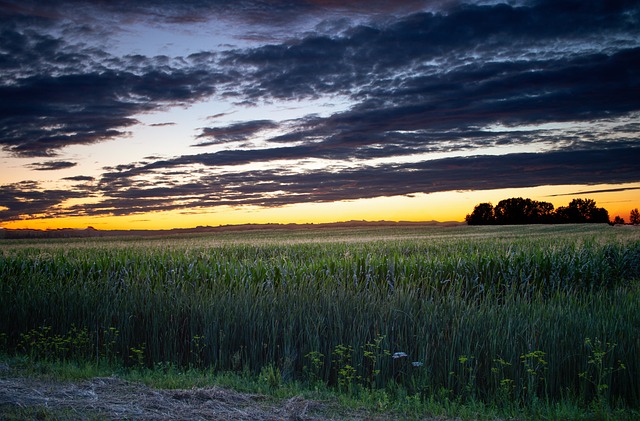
[2,184,639,230]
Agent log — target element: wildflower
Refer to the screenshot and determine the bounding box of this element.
[392,351,408,359]
[412,361,424,367]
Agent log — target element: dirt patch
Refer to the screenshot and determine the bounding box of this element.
[0,375,422,420]
[0,376,316,420]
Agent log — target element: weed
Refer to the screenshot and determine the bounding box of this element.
[362,334,390,389]
[190,334,206,369]
[18,325,92,362]
[332,344,357,393]
[259,363,281,391]
[129,343,146,369]
[491,356,514,408]
[303,351,324,386]
[520,350,548,405]
[579,337,627,413]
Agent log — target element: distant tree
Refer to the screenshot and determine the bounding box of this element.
[554,198,609,224]
[466,197,610,225]
[494,197,529,224]
[493,197,555,224]
[535,201,556,224]
[631,208,640,225]
[592,207,610,224]
[465,203,495,225]
[554,205,575,223]
[612,216,625,225]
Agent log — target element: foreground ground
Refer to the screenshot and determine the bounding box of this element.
[1,374,329,420]
[0,371,454,421]
[0,377,362,420]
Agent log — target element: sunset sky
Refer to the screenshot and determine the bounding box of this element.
[1,0,639,230]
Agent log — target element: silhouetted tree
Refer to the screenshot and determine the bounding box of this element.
[493,197,555,224]
[494,197,528,224]
[554,205,578,223]
[612,216,625,225]
[554,198,609,223]
[465,203,495,225]
[465,197,610,225]
[535,201,556,223]
[631,208,640,225]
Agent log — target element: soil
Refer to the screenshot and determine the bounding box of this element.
[0,373,450,420]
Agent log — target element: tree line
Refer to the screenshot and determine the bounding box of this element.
[465,197,627,225]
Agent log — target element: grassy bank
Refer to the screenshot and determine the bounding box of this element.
[1,224,639,418]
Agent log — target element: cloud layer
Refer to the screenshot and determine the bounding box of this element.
[1,0,639,222]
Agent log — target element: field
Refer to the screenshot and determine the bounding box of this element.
[1,224,639,415]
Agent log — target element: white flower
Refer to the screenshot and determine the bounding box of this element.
[392,351,408,359]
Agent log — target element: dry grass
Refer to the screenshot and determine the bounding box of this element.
[0,373,455,421]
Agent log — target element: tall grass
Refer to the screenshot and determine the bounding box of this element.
[1,225,639,408]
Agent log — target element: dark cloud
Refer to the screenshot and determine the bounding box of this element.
[29,160,77,171]
[0,14,232,157]
[2,145,638,221]
[0,181,86,220]
[1,0,639,223]
[62,175,95,182]
[149,122,176,127]
[194,120,279,146]
[547,186,640,197]
[197,146,640,206]
[0,0,450,29]
[206,111,236,120]
[225,5,640,126]
[0,40,229,156]
[3,1,638,157]
[84,146,640,215]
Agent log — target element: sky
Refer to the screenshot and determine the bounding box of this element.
[1,0,639,230]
